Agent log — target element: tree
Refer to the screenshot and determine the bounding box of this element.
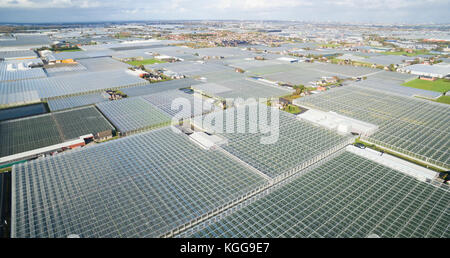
[388,64,396,71]
[293,84,305,95]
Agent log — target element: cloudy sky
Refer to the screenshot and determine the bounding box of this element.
[0,0,449,24]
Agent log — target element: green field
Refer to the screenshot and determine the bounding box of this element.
[126,58,166,66]
[52,47,82,52]
[435,95,450,104]
[0,167,12,173]
[283,104,302,114]
[415,95,450,105]
[56,49,82,52]
[281,94,301,101]
[320,43,340,48]
[381,49,431,57]
[402,78,450,93]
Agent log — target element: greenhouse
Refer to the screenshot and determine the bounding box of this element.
[0,114,61,157]
[228,59,287,71]
[0,50,38,60]
[199,105,352,180]
[194,78,292,99]
[47,93,109,112]
[355,78,441,99]
[295,85,450,169]
[263,68,328,86]
[367,70,416,82]
[0,64,47,82]
[198,70,244,83]
[77,57,131,72]
[190,151,450,238]
[52,106,114,140]
[246,63,300,76]
[11,127,269,238]
[141,89,213,119]
[311,63,378,77]
[0,106,114,157]
[246,62,379,84]
[51,50,113,60]
[0,70,149,106]
[121,78,201,97]
[149,61,234,77]
[45,63,88,76]
[96,97,172,135]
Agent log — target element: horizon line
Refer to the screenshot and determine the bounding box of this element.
[1,19,450,26]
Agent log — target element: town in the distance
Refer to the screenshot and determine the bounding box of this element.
[0,20,449,239]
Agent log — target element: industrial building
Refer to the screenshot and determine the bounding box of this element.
[398,63,450,79]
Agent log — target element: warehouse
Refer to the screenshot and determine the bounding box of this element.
[297,109,379,136]
[398,63,450,78]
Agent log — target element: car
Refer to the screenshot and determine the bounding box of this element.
[354,142,366,149]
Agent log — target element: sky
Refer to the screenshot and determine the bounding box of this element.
[0,0,449,24]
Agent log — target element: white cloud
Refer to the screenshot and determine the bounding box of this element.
[0,0,448,23]
[215,0,312,10]
[1,0,448,11]
[0,0,102,8]
[327,0,448,9]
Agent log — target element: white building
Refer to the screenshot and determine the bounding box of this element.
[398,63,450,78]
[295,108,379,137]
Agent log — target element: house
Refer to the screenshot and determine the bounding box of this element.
[277,57,299,63]
[279,98,292,107]
[419,76,437,81]
[95,130,113,141]
[154,55,177,62]
[271,99,282,109]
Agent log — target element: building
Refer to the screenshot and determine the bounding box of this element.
[95,130,113,141]
[276,57,299,63]
[399,63,450,78]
